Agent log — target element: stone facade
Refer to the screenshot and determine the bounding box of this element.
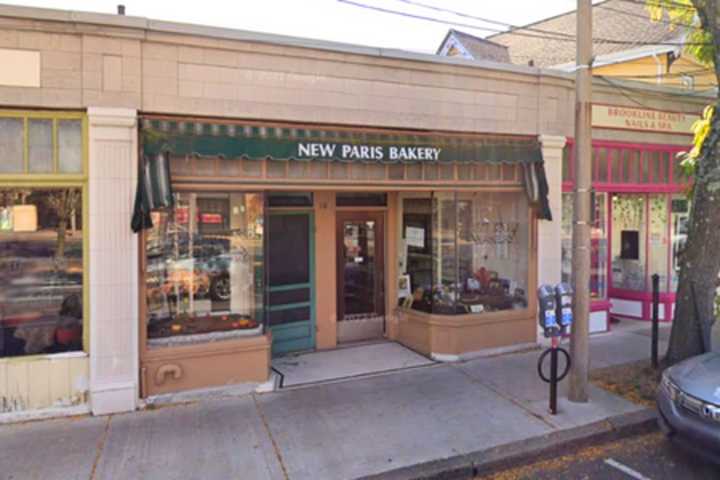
[0,4,709,419]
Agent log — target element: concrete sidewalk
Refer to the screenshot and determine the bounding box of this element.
[0,324,668,480]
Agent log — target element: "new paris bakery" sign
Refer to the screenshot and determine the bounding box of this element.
[297,142,443,162]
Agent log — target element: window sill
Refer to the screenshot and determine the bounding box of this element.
[147,325,264,348]
[0,350,87,364]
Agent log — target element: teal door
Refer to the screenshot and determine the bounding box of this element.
[268,212,315,355]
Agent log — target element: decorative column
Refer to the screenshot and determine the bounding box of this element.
[538,135,567,288]
[88,107,139,415]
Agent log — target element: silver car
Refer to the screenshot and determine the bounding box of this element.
[657,352,720,463]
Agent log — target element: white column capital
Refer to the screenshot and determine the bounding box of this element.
[539,135,568,152]
[87,107,137,128]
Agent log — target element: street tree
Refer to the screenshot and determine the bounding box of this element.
[647,0,719,364]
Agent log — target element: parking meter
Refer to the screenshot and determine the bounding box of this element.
[554,283,573,331]
[536,283,573,415]
[537,284,560,337]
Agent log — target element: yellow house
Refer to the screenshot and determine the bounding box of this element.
[437,0,716,91]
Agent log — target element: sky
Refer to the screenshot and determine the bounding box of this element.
[0,0,583,53]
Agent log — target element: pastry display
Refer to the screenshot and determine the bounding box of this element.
[148,312,259,339]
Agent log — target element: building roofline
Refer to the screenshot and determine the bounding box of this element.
[448,29,509,49]
[435,29,455,55]
[551,42,682,71]
[0,3,570,80]
[0,2,711,103]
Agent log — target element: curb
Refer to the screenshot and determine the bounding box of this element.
[359,408,658,480]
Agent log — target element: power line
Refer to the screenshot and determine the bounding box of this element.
[596,3,699,29]
[604,67,711,79]
[619,0,697,11]
[337,0,712,47]
[598,75,716,99]
[390,0,573,39]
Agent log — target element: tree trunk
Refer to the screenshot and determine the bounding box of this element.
[666,107,720,364]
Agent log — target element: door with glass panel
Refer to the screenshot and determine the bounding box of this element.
[336,212,385,343]
[268,212,315,355]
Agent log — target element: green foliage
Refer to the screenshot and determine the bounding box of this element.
[646,0,715,66]
[678,105,716,181]
[647,1,717,185]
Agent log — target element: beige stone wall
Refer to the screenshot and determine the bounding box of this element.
[0,8,708,141]
[0,9,574,137]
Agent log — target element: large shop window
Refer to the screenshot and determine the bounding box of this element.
[145,192,265,346]
[561,192,608,300]
[401,192,529,315]
[670,194,690,292]
[0,188,84,357]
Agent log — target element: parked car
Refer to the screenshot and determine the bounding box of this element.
[657,352,720,464]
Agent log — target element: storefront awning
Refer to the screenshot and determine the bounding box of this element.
[141,119,543,165]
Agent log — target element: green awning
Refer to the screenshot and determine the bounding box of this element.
[141,119,542,165]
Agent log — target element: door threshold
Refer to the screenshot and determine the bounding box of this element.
[275,361,441,391]
[270,340,437,390]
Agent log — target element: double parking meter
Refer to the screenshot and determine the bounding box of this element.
[537,283,574,337]
[537,283,574,415]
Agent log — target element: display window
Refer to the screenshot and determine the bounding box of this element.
[0,111,87,358]
[144,192,265,347]
[0,188,84,357]
[670,194,690,292]
[648,194,670,291]
[401,191,530,315]
[561,192,608,300]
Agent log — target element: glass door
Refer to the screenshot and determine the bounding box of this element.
[611,194,647,291]
[336,212,385,343]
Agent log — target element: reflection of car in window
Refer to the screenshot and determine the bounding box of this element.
[147,235,243,302]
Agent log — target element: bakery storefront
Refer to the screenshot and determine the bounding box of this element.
[561,105,694,333]
[138,117,550,395]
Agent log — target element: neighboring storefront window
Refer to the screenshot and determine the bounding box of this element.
[611,194,647,291]
[648,194,670,291]
[0,188,84,357]
[561,192,608,300]
[145,192,265,346]
[670,194,690,292]
[402,192,529,315]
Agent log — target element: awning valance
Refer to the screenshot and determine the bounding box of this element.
[141,119,542,165]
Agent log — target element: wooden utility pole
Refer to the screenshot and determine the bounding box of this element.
[569,0,592,403]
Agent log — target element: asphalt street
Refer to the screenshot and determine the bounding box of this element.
[477,430,719,480]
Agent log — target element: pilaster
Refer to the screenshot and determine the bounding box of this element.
[87,107,139,415]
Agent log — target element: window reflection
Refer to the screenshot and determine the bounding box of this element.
[561,192,608,300]
[0,189,84,357]
[145,192,264,346]
[670,195,690,292]
[401,192,529,315]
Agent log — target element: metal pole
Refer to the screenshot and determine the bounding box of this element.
[569,0,592,403]
[652,273,660,368]
[550,338,558,414]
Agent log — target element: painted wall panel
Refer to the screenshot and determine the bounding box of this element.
[0,48,40,87]
[0,354,88,413]
[610,298,643,318]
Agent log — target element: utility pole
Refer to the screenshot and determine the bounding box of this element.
[569,0,592,403]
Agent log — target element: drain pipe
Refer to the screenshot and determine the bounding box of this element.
[652,53,663,85]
